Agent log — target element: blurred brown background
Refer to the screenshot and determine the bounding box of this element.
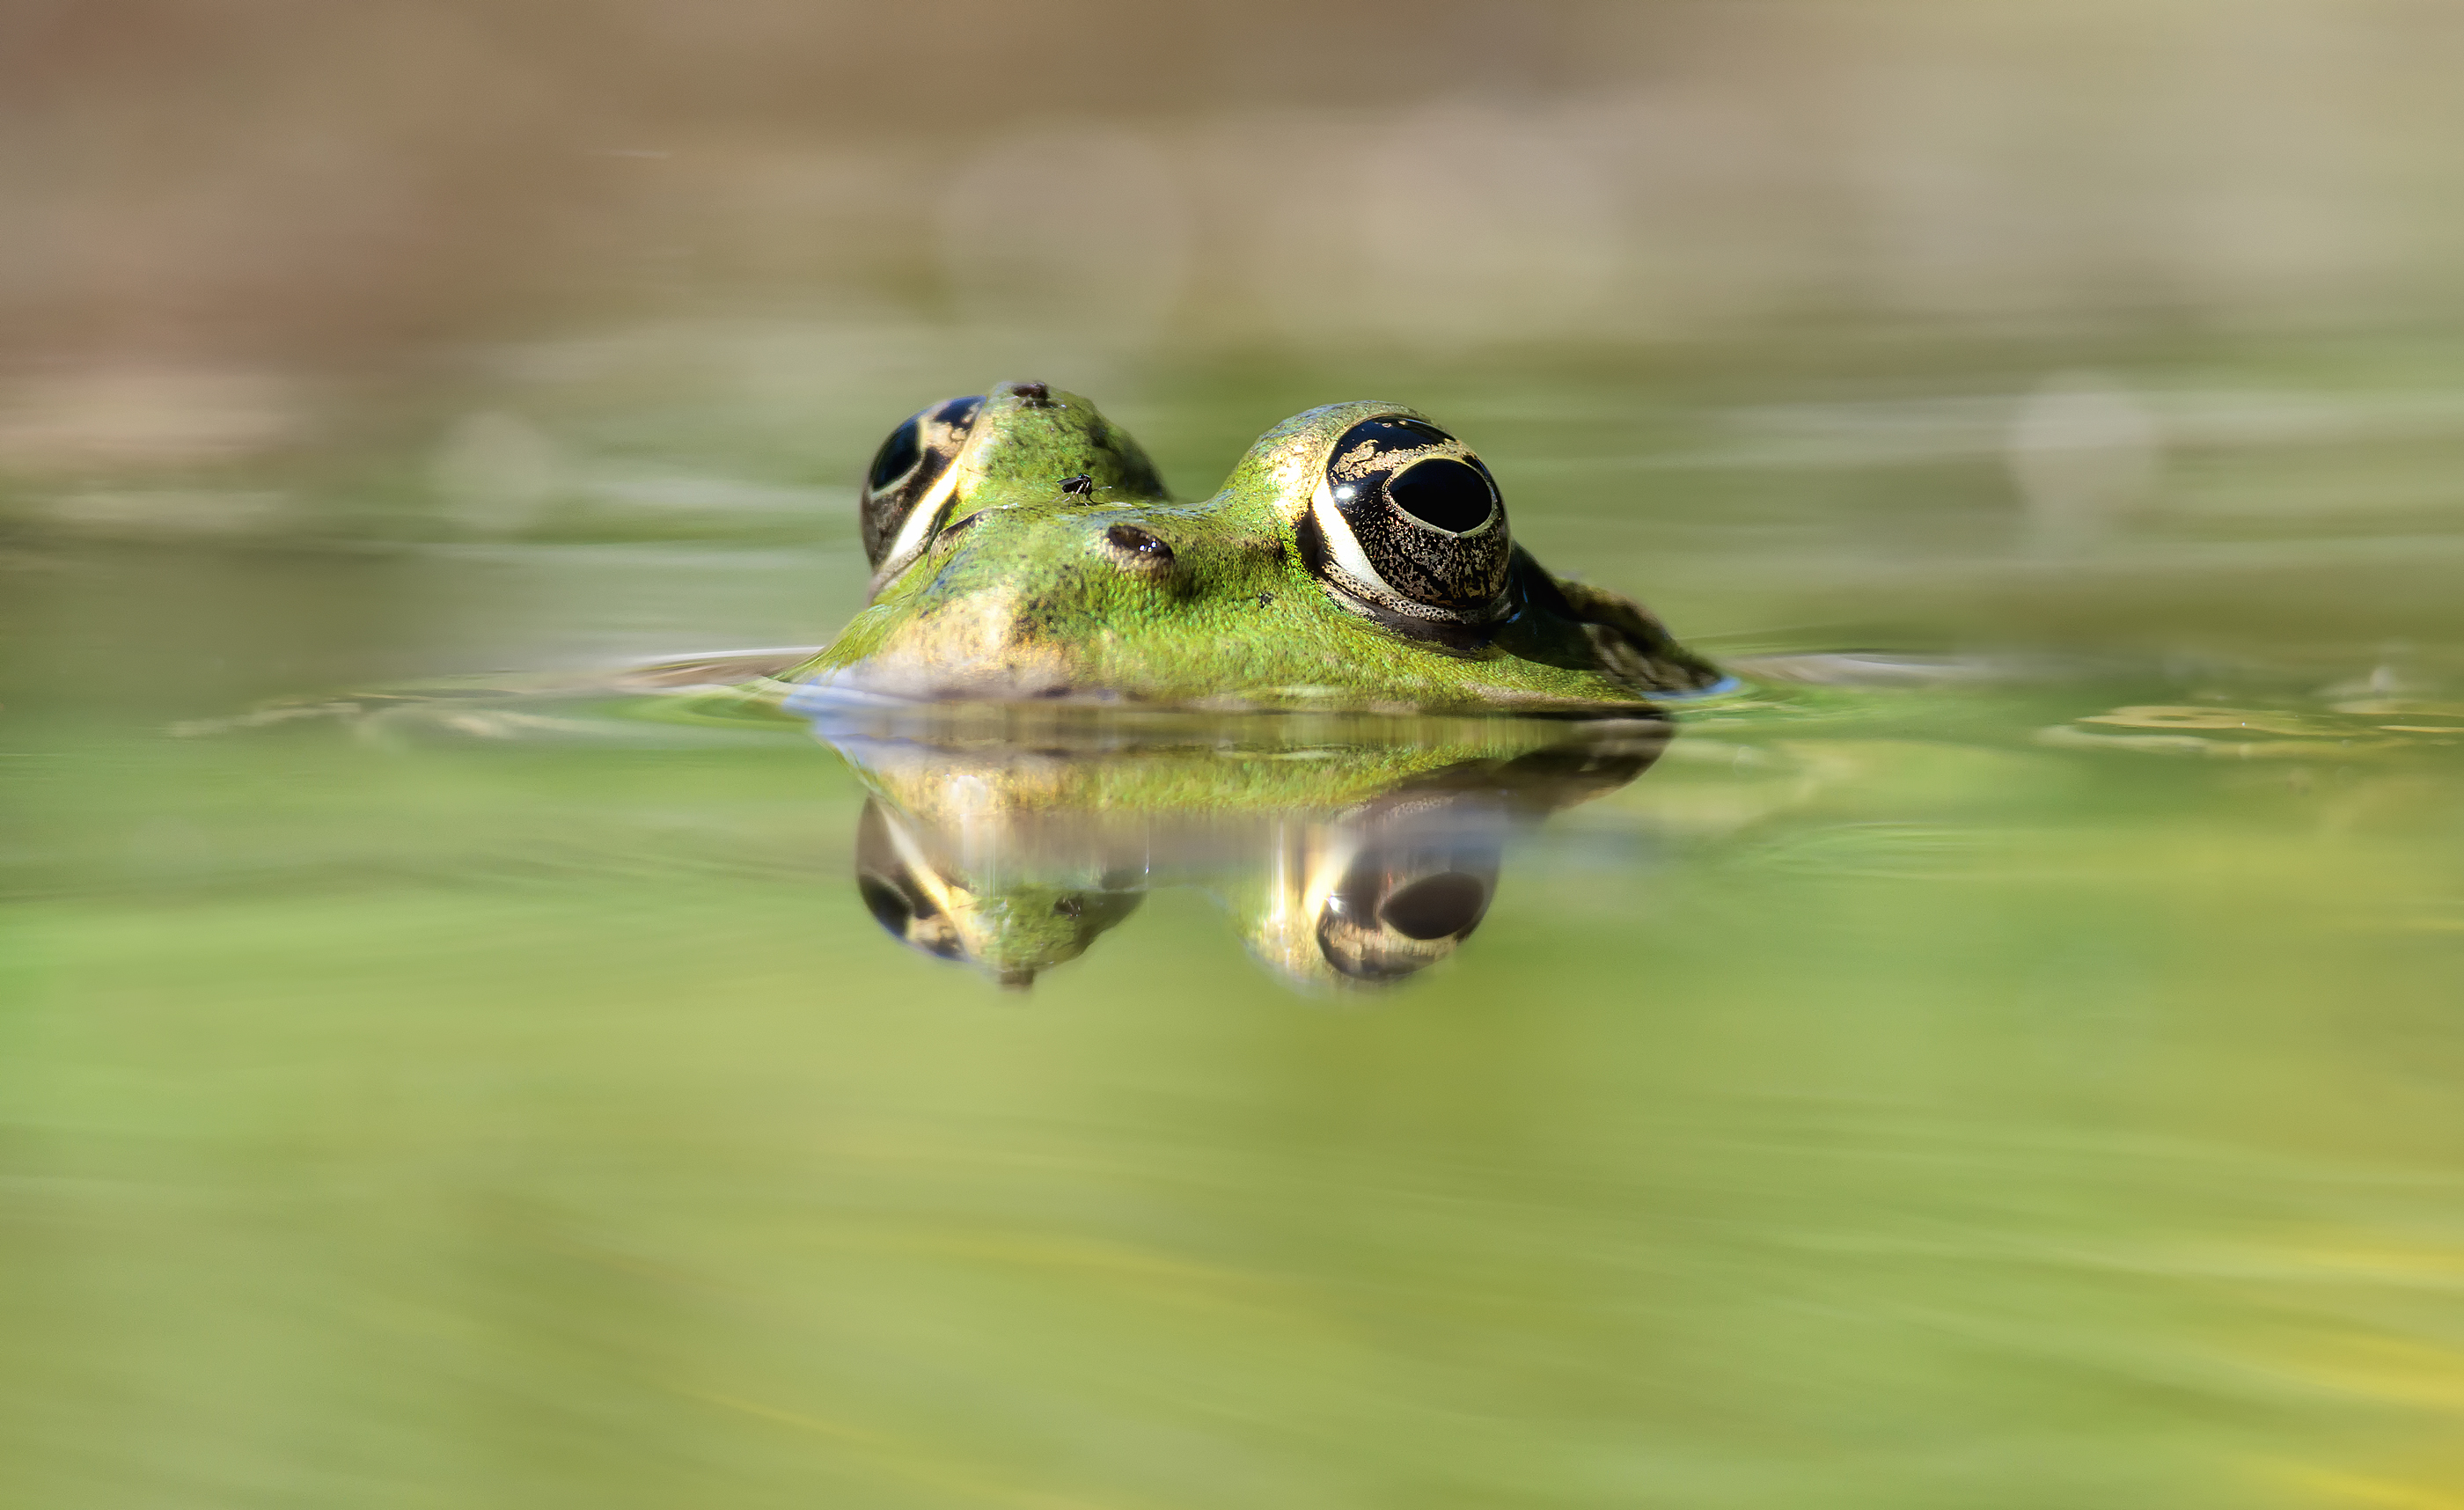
[9,0,2463,374]
[11,0,2464,680]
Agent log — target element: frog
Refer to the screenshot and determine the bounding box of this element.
[763,380,1727,717]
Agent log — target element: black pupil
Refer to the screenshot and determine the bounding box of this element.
[858,876,913,934]
[1386,458,1494,533]
[1377,872,1488,940]
[867,416,922,492]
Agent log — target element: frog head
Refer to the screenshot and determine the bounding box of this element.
[786,385,1722,715]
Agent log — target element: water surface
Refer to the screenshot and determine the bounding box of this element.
[6,336,2464,1507]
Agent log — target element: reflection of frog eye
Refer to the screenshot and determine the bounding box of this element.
[856,870,967,961]
[859,395,982,569]
[854,802,970,960]
[1306,793,1505,985]
[1375,872,1489,939]
[1315,861,1495,983]
[1308,415,1513,621]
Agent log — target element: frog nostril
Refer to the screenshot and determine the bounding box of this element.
[1103,524,1175,569]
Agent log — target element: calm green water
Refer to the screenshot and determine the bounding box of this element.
[7,334,2464,1506]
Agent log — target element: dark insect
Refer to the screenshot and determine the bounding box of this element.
[1059,473,1095,497]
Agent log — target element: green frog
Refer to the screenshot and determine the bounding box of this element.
[766,381,1727,717]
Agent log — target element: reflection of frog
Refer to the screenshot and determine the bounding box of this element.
[854,798,1145,990]
[823,713,1669,990]
[771,381,1724,715]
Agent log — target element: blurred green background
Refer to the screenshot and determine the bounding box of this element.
[7,3,2464,1506]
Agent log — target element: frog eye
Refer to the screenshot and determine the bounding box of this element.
[1305,416,1512,621]
[860,395,983,568]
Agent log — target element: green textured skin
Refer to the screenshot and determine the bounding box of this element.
[888,381,1168,566]
[780,390,1723,715]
